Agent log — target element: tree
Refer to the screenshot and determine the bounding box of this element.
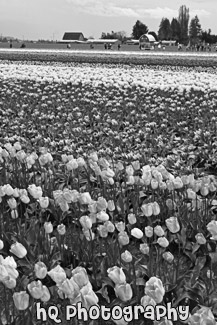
[201,29,217,44]
[148,31,158,41]
[132,20,149,39]
[178,5,190,44]
[158,18,171,40]
[171,18,181,42]
[101,31,127,42]
[189,15,202,45]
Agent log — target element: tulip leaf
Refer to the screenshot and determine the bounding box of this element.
[96,284,110,303]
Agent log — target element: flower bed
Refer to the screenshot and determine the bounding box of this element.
[1,49,217,67]
[0,58,217,325]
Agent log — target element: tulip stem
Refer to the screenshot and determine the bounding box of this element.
[131,258,139,303]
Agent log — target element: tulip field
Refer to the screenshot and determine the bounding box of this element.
[1,50,217,325]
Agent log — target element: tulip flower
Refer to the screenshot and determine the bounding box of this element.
[145,276,165,304]
[141,295,156,308]
[131,228,143,239]
[44,221,53,234]
[80,216,92,230]
[40,285,51,302]
[121,250,133,263]
[27,280,43,299]
[165,217,180,233]
[195,233,206,245]
[10,242,27,258]
[118,231,130,246]
[140,243,149,255]
[107,266,126,285]
[71,266,89,288]
[162,252,174,263]
[145,226,154,238]
[57,224,66,235]
[13,291,29,310]
[34,261,47,279]
[207,220,217,240]
[0,240,4,250]
[157,236,169,248]
[38,196,49,209]
[154,225,165,237]
[114,283,133,302]
[48,265,66,284]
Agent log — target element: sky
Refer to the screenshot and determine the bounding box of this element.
[0,0,216,40]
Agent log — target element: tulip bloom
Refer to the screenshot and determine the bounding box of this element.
[195,233,206,245]
[145,276,165,304]
[162,252,174,263]
[114,283,133,302]
[10,242,27,258]
[140,243,149,255]
[57,224,66,235]
[145,226,154,238]
[80,216,92,230]
[115,222,125,232]
[48,265,66,284]
[188,307,216,325]
[38,197,49,209]
[141,203,153,217]
[121,250,133,263]
[165,217,180,233]
[157,237,169,248]
[207,220,217,240]
[107,200,115,211]
[7,198,17,209]
[80,283,99,309]
[71,267,89,289]
[152,201,160,215]
[118,231,130,246]
[131,228,143,239]
[0,240,4,250]
[107,266,126,285]
[27,280,43,299]
[34,261,47,279]
[96,211,109,222]
[104,220,115,233]
[128,213,137,225]
[96,197,108,211]
[58,277,80,300]
[141,295,156,308]
[40,285,51,302]
[13,291,29,310]
[154,225,165,237]
[44,221,53,234]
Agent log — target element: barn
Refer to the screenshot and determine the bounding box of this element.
[61,32,86,43]
[139,34,156,49]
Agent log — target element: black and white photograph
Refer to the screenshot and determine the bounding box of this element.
[0,1,217,324]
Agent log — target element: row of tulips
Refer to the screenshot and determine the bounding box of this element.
[0,59,217,324]
[0,142,217,324]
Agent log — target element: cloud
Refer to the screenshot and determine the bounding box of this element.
[65,1,210,19]
[137,7,177,19]
[66,0,139,17]
[191,9,211,17]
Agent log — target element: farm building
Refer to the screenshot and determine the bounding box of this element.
[161,40,177,46]
[139,34,156,49]
[61,32,86,43]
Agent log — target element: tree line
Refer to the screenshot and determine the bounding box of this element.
[101,5,217,45]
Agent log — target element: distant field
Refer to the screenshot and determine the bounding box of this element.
[0,48,217,67]
[0,41,187,52]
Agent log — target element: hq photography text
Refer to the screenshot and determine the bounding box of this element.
[36,302,190,323]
